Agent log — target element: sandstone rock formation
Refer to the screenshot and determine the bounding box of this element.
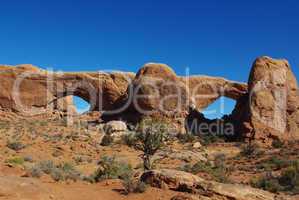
[55,96,77,115]
[0,56,298,142]
[0,63,246,117]
[153,149,207,163]
[130,63,247,118]
[140,169,287,200]
[231,57,299,142]
[0,64,134,115]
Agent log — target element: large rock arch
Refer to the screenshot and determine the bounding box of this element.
[128,63,247,118]
[0,64,134,115]
[0,63,247,117]
[0,56,298,141]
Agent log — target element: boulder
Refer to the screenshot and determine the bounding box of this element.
[141,169,204,190]
[193,142,202,149]
[103,120,127,134]
[102,120,128,141]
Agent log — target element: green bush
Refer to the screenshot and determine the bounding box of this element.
[6,157,25,166]
[257,156,289,171]
[279,160,299,193]
[122,175,147,195]
[31,160,81,182]
[181,158,230,183]
[251,175,283,193]
[252,160,299,194]
[38,160,56,174]
[60,162,82,181]
[135,117,168,170]
[91,156,133,182]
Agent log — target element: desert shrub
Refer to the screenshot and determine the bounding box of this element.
[122,132,138,147]
[252,160,299,194]
[240,143,255,156]
[211,154,230,183]
[58,162,81,181]
[272,139,284,149]
[32,161,81,181]
[239,143,263,158]
[257,156,289,171]
[38,160,56,174]
[181,159,230,183]
[6,157,25,166]
[6,140,26,151]
[135,117,168,170]
[50,168,65,182]
[90,156,133,182]
[26,165,43,178]
[279,160,299,193]
[61,162,75,172]
[101,134,114,146]
[122,175,147,195]
[251,174,283,193]
[177,132,196,143]
[189,162,213,174]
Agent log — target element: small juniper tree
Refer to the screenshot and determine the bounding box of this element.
[135,117,168,170]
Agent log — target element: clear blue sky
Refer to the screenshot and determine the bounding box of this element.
[1,0,298,116]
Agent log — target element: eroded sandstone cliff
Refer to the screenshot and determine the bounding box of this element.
[0,56,298,142]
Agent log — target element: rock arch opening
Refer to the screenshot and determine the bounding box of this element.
[202,97,236,120]
[73,96,91,114]
[186,97,236,138]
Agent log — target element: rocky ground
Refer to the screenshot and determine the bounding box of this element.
[0,114,298,200]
